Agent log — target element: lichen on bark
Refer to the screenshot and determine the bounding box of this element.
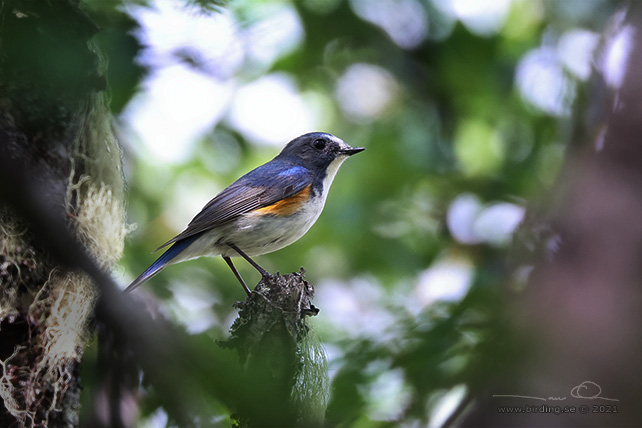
[221,270,329,428]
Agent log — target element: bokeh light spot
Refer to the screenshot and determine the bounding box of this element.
[228,73,316,146]
[335,63,400,122]
[350,0,428,48]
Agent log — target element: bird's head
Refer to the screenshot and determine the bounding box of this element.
[277,132,365,170]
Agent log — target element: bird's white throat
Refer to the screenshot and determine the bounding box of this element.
[321,155,349,202]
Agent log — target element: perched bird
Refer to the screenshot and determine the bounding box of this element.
[125,132,364,294]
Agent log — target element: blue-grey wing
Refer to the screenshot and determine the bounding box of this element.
[156,163,313,250]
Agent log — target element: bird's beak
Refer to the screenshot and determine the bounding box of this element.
[340,146,366,156]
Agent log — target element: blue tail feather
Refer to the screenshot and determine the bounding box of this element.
[124,235,200,293]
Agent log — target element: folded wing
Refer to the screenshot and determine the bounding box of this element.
[156,163,313,250]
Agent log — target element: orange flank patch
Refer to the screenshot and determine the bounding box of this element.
[256,184,311,216]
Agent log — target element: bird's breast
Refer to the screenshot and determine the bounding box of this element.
[224,189,325,256]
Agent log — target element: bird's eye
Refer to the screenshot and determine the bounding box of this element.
[313,139,326,150]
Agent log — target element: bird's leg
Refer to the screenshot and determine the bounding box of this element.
[223,256,251,295]
[227,243,270,277]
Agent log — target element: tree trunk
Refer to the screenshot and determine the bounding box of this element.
[0,0,126,426]
[461,3,642,426]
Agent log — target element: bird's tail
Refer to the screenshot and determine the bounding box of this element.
[124,236,198,293]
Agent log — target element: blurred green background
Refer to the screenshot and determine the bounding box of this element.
[84,0,616,425]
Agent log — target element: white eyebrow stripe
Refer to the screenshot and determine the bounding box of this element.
[326,134,345,145]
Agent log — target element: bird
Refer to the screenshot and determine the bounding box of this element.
[125,132,365,294]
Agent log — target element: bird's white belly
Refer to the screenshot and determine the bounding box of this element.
[175,194,326,262]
